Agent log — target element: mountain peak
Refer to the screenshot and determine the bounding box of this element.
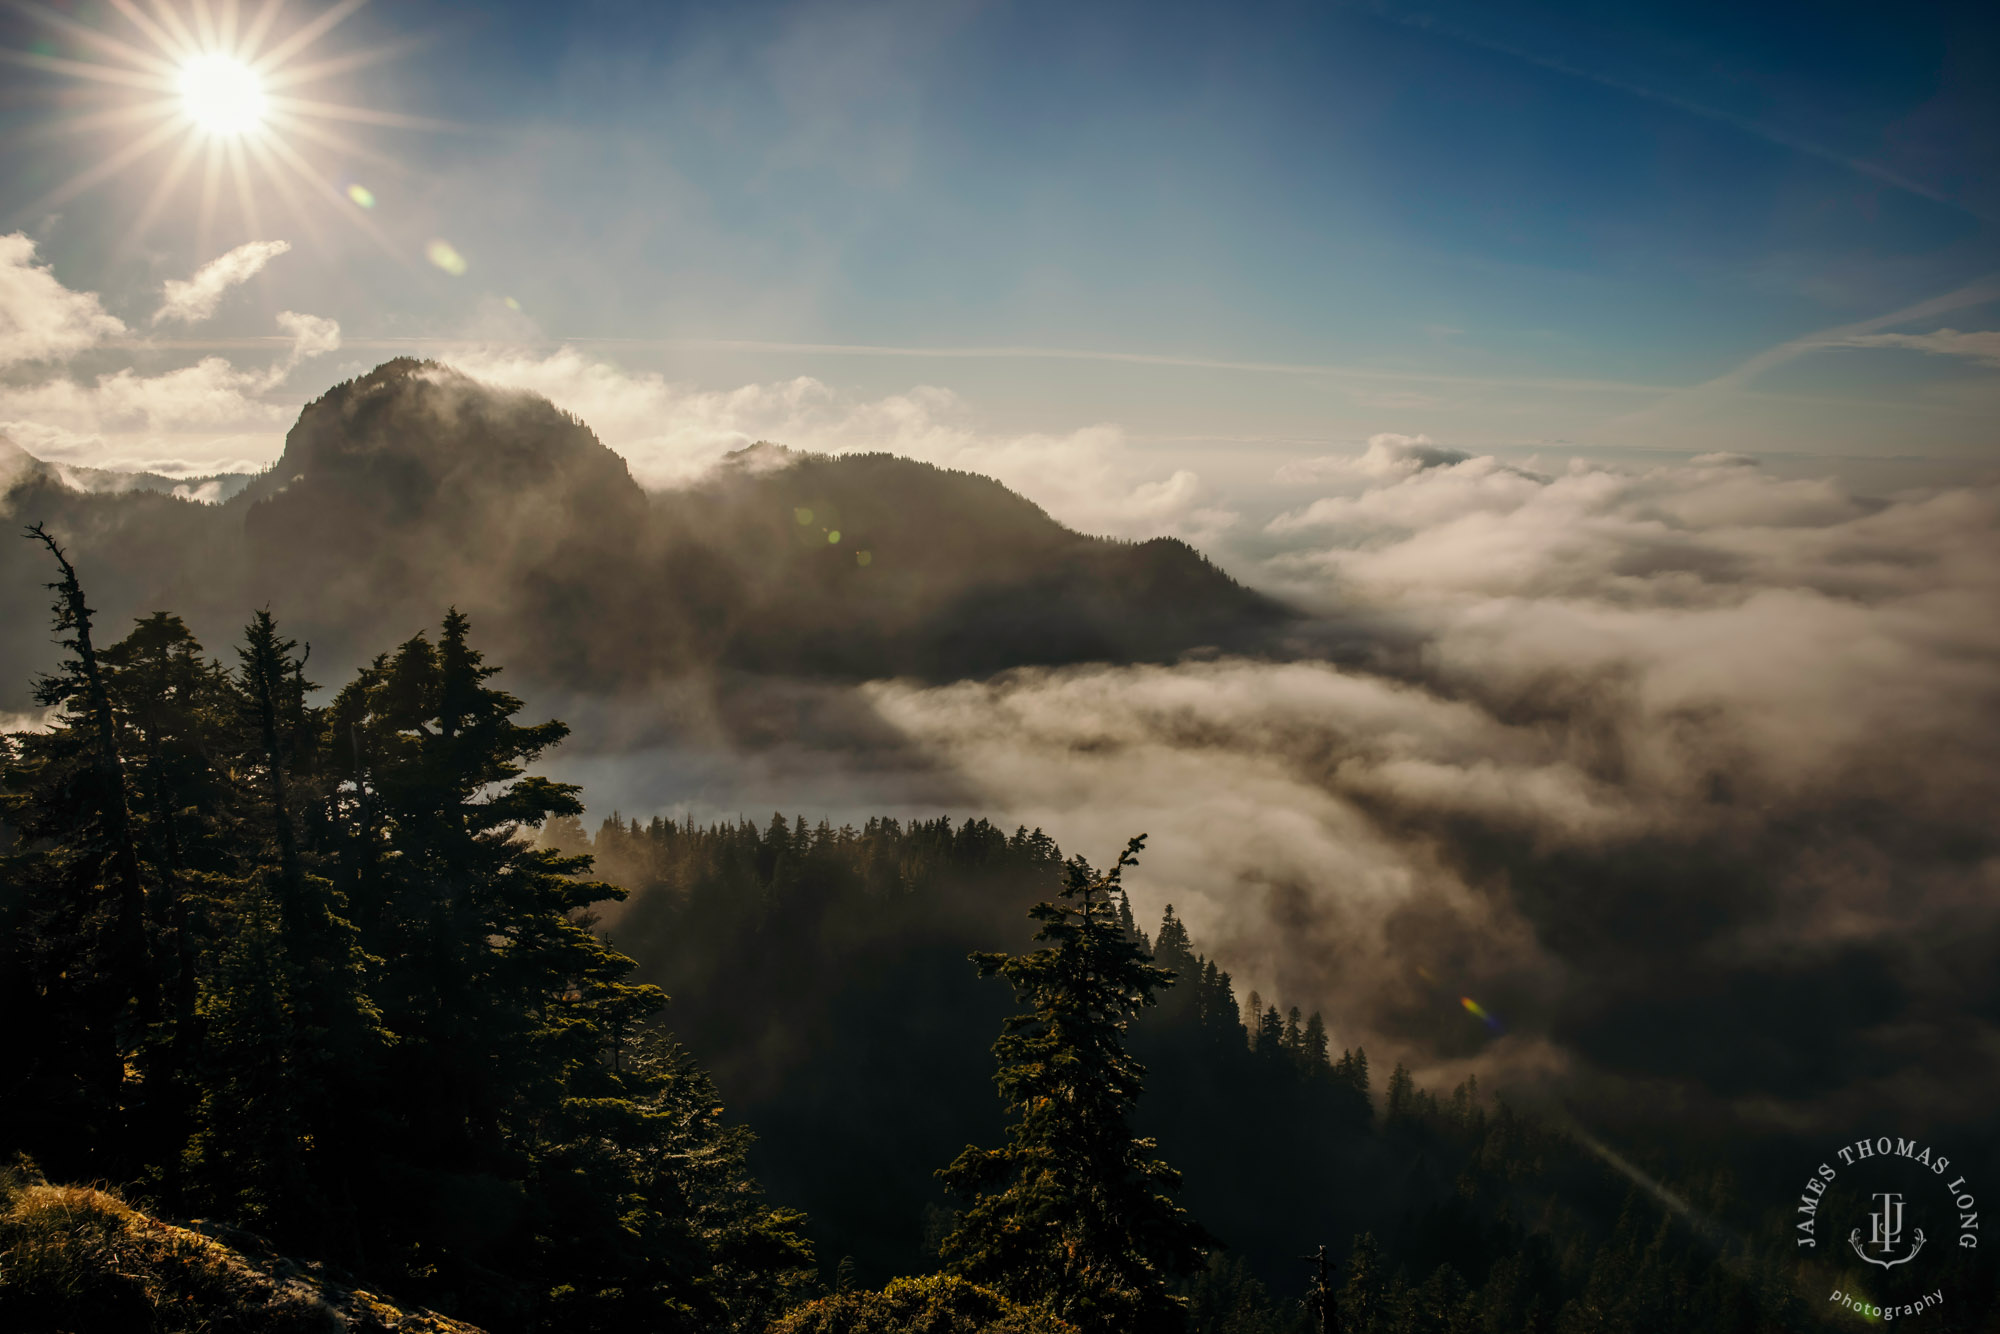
[1,359,1291,695]
[255,358,634,503]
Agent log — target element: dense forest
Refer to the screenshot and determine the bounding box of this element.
[2,533,1994,1331]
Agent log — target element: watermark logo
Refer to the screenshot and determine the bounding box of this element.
[1794,1135,1977,1259]
[1794,1135,1980,1321]
[1854,1191,1923,1269]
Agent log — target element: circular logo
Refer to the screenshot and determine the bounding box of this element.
[1794,1136,1978,1322]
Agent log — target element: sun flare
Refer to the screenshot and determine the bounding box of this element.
[6,0,443,256]
[179,54,268,137]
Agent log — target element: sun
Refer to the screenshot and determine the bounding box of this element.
[4,0,446,257]
[179,53,269,137]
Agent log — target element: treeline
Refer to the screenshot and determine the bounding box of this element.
[574,809,1380,1291]
[0,530,811,1332]
[567,809,1999,1334]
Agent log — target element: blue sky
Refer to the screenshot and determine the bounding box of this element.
[2,0,1996,489]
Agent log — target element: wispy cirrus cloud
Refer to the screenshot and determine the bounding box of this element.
[152,239,292,326]
[1824,328,2000,368]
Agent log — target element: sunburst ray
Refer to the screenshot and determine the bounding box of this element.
[237,0,289,62]
[249,0,366,76]
[0,49,171,92]
[144,0,203,60]
[119,131,207,253]
[14,1,183,77]
[5,0,439,258]
[13,116,185,220]
[105,0,194,64]
[262,35,426,92]
[265,94,462,131]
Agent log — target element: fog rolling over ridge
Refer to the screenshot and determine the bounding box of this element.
[5,359,1997,1143]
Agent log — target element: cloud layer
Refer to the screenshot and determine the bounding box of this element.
[572,439,1998,1136]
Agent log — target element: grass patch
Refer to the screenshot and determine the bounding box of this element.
[0,1160,478,1333]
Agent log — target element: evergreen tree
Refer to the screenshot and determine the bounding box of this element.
[1334,1047,1371,1099]
[4,595,811,1332]
[1196,961,1244,1051]
[183,612,380,1244]
[310,608,809,1327]
[1385,1064,1416,1122]
[94,611,241,1186]
[1153,905,1193,965]
[181,880,311,1225]
[1341,1233,1384,1334]
[938,835,1211,1333]
[1256,1006,1285,1063]
[1300,1013,1330,1074]
[98,613,232,1037]
[0,527,155,1179]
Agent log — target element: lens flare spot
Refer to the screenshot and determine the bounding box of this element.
[827,530,841,544]
[855,550,872,566]
[504,296,521,311]
[179,53,266,136]
[1460,996,1503,1032]
[425,240,468,276]
[794,507,813,525]
[346,183,375,209]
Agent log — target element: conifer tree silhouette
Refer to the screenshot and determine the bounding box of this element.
[937,834,1210,1333]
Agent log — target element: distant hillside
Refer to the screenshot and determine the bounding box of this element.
[0,359,1291,701]
[1,434,251,504]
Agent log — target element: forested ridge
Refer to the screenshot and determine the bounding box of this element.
[3,534,1994,1332]
[0,359,1288,706]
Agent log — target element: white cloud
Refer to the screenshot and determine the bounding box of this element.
[0,233,125,366]
[1274,432,1474,483]
[275,310,341,362]
[0,308,340,476]
[1261,444,1911,606]
[1824,327,2000,367]
[152,239,292,325]
[0,240,340,476]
